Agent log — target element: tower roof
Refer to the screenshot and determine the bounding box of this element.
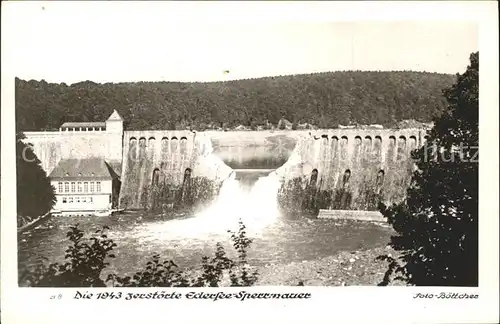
[107,109,123,121]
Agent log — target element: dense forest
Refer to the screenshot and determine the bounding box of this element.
[15,71,455,132]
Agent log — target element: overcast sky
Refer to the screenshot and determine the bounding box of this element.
[3,2,478,84]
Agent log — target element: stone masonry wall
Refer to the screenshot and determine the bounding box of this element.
[22,131,122,176]
[119,130,232,210]
[275,127,430,210]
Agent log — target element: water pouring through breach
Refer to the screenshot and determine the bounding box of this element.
[138,170,283,240]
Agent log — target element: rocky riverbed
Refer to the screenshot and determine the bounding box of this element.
[256,245,406,286]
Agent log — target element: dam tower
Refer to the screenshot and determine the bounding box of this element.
[105,109,125,172]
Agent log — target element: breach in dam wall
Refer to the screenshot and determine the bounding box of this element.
[276,127,430,213]
[207,130,303,169]
[118,130,233,210]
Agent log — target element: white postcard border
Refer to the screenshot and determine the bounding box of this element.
[1,2,498,324]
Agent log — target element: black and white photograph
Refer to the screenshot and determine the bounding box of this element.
[1,1,498,324]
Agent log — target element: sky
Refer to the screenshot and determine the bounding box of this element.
[3,2,479,84]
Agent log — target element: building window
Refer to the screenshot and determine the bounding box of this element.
[71,182,76,192]
[64,182,69,193]
[90,182,95,193]
[76,197,80,203]
[58,182,63,193]
[62,197,67,203]
[68,197,73,203]
[84,182,89,192]
[77,182,83,193]
[89,197,93,203]
[96,182,102,192]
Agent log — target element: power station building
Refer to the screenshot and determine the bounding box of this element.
[46,110,124,215]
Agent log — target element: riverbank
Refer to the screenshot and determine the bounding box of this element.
[256,245,406,286]
[178,244,406,287]
[18,212,51,233]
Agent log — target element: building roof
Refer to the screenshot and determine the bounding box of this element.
[59,110,123,128]
[60,122,106,128]
[49,158,119,180]
[107,109,124,121]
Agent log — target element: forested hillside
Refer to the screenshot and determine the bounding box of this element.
[15,71,455,131]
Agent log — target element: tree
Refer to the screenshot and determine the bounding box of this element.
[15,72,454,132]
[16,132,56,226]
[379,52,479,286]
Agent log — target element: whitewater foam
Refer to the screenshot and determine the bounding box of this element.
[128,171,283,241]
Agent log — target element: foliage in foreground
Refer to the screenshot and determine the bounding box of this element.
[22,220,258,287]
[378,52,479,286]
[16,132,56,227]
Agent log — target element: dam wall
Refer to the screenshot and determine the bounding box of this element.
[118,130,233,210]
[22,132,61,176]
[22,115,429,213]
[22,130,123,176]
[276,127,429,211]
